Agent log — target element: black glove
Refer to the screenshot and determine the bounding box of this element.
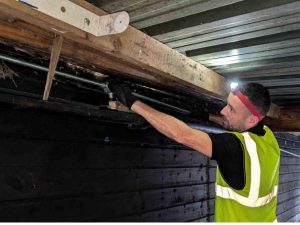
[108,83,137,109]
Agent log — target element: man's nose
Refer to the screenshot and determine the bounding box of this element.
[220,106,227,116]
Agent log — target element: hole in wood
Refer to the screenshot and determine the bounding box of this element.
[60,6,66,13]
[84,18,91,26]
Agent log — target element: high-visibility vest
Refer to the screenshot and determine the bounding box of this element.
[214,126,280,222]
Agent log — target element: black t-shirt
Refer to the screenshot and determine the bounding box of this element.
[208,122,266,190]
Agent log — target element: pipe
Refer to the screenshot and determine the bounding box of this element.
[0,53,107,88]
[280,148,300,158]
[0,53,190,114]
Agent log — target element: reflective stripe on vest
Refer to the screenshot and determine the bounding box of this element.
[216,132,278,207]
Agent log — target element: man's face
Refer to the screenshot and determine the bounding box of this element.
[220,92,253,132]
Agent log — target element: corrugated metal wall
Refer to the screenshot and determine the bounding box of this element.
[0,105,299,221]
[276,133,300,222]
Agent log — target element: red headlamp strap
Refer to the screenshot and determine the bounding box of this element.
[234,91,264,121]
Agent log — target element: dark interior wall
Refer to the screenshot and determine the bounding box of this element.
[0,104,299,222]
[0,105,213,222]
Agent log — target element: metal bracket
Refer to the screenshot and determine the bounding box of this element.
[16,0,130,37]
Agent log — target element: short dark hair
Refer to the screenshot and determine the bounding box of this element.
[238,83,271,116]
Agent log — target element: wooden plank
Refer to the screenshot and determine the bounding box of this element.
[265,107,300,131]
[0,167,209,201]
[267,103,280,119]
[0,179,211,220]
[288,212,300,222]
[278,187,300,205]
[279,172,300,184]
[43,35,63,100]
[0,0,227,99]
[140,200,209,222]
[277,195,300,215]
[19,0,130,36]
[279,106,300,121]
[265,118,300,131]
[0,196,213,221]
[289,213,300,222]
[278,202,300,222]
[0,138,207,169]
[0,104,195,148]
[0,20,161,85]
[280,156,300,165]
[279,180,300,194]
[0,193,141,221]
[280,165,300,174]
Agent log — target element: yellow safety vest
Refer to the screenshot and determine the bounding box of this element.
[215,126,280,222]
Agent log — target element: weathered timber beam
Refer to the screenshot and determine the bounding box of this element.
[264,106,300,132]
[267,103,280,119]
[0,0,227,99]
[265,118,300,132]
[17,0,130,37]
[43,35,63,101]
[0,20,161,84]
[0,91,146,126]
[279,106,300,121]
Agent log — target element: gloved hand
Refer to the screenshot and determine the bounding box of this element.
[108,83,137,109]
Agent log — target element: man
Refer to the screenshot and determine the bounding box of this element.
[109,82,280,222]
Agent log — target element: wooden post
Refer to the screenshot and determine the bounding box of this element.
[43,35,63,101]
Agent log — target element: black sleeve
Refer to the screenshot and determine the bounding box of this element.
[208,133,245,190]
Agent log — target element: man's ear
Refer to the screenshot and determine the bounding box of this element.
[247,114,260,126]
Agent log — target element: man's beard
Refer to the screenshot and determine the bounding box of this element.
[223,119,243,132]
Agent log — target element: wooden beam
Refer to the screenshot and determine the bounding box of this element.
[17,0,130,37]
[0,92,145,126]
[0,20,171,88]
[43,35,63,101]
[0,0,227,99]
[267,103,280,119]
[265,106,300,131]
[279,106,300,121]
[265,118,300,132]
